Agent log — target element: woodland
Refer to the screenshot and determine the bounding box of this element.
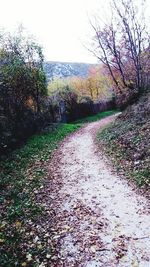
[0,0,150,266]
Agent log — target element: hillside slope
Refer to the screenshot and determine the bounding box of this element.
[98,93,150,188]
[44,61,96,81]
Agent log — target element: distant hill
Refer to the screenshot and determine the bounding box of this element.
[44,61,96,81]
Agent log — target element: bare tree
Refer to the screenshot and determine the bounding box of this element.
[90,0,149,95]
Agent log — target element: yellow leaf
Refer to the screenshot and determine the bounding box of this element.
[90,245,97,253]
[21,262,27,266]
[0,221,6,229]
[46,254,51,259]
[26,253,32,261]
[15,221,22,228]
[37,244,43,249]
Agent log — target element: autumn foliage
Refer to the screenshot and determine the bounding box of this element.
[48,65,113,101]
[90,0,150,107]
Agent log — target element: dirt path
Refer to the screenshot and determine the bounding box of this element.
[47,114,150,267]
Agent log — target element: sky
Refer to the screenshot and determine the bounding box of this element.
[0,0,149,63]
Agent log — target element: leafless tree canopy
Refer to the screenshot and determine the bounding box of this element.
[90,0,149,95]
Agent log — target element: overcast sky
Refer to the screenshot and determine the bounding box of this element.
[0,0,149,63]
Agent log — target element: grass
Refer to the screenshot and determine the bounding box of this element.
[73,110,118,124]
[0,123,81,267]
[0,110,117,266]
[97,119,150,188]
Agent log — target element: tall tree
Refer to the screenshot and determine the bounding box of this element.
[0,28,47,116]
[90,0,149,96]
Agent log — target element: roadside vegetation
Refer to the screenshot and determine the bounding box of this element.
[0,123,81,266]
[0,0,149,265]
[90,0,149,109]
[90,0,149,189]
[97,93,150,188]
[0,28,116,156]
[0,108,117,266]
[73,110,118,124]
